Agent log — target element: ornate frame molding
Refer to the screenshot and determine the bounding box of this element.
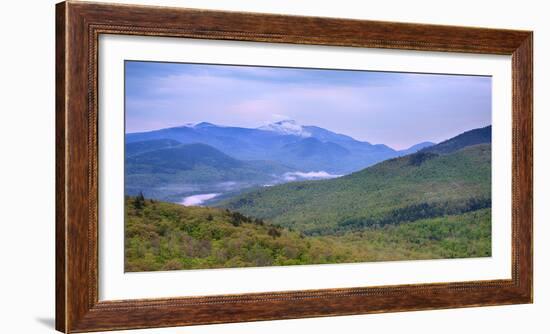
[56,1,532,332]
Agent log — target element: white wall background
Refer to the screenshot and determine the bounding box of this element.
[0,0,546,333]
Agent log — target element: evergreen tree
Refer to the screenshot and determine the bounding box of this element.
[133,191,146,210]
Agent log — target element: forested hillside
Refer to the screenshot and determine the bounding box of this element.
[125,143,292,201]
[219,144,491,235]
[421,125,491,154]
[125,197,491,271]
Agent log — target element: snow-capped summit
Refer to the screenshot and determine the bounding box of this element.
[258,120,312,138]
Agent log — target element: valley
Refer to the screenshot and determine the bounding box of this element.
[124,122,492,271]
[219,142,491,235]
[125,120,434,203]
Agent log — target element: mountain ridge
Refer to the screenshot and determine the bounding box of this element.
[217,129,492,235]
[125,143,293,202]
[398,141,435,156]
[421,125,491,155]
[126,120,433,174]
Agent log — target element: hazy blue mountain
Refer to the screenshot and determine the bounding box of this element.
[263,121,401,173]
[262,120,396,154]
[271,138,349,172]
[126,120,406,174]
[281,137,350,157]
[125,142,292,202]
[126,139,182,157]
[126,143,244,174]
[127,123,296,161]
[422,125,491,155]
[302,125,357,143]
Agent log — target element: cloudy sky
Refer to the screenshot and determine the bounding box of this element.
[125,61,491,150]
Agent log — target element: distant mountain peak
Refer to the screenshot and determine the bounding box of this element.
[177,122,197,128]
[194,122,217,128]
[258,120,312,138]
[176,122,219,129]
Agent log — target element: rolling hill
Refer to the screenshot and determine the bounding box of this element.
[125,142,292,201]
[127,143,244,173]
[125,138,182,157]
[218,139,491,235]
[422,125,491,154]
[125,196,491,271]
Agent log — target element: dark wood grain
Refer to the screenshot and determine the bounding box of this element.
[55,2,67,332]
[511,34,533,301]
[55,1,533,332]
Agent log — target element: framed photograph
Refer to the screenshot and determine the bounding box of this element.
[56,1,532,332]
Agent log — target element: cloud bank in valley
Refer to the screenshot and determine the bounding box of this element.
[282,171,342,182]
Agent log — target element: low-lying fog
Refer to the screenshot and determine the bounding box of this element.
[179,170,342,206]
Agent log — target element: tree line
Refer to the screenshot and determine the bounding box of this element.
[337,197,491,231]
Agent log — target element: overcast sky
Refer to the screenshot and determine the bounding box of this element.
[125,61,491,150]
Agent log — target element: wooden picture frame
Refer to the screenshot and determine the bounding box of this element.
[56,1,533,332]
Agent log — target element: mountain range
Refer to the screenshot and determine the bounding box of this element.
[126,120,434,174]
[125,121,490,207]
